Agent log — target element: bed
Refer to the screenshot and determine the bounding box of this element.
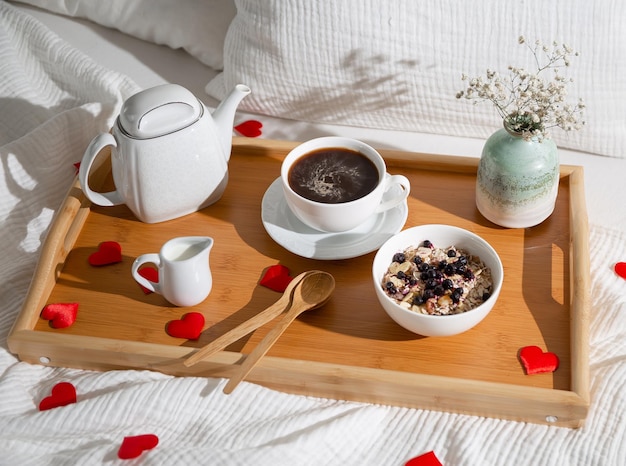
[2,1,625,464]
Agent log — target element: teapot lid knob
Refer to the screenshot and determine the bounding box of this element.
[119,84,203,139]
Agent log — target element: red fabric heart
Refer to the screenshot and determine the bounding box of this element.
[234,119,263,137]
[614,262,626,279]
[41,302,79,328]
[73,161,81,174]
[519,345,560,375]
[167,312,205,339]
[259,264,293,292]
[405,451,443,466]
[118,434,159,459]
[137,267,159,294]
[88,241,122,266]
[39,382,77,411]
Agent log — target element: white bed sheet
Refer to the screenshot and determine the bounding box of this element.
[2,4,625,465]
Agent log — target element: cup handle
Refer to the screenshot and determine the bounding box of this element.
[375,174,411,213]
[78,133,124,206]
[131,254,161,294]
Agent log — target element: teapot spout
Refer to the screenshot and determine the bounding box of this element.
[212,84,251,159]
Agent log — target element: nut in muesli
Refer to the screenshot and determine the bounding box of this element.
[381,240,493,316]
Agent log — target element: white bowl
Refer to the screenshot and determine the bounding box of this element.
[372,224,504,337]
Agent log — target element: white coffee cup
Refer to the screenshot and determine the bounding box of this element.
[281,137,411,232]
[131,236,213,307]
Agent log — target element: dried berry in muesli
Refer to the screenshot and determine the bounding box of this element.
[381,240,493,315]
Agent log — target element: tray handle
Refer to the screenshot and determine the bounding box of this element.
[8,176,93,340]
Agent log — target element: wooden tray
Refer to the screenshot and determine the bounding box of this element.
[8,138,590,427]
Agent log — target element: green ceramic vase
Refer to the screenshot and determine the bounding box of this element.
[476,125,559,228]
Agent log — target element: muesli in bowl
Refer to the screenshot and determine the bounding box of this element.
[381,241,493,316]
[372,225,504,337]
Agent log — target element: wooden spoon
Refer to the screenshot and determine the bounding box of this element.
[183,271,314,367]
[223,270,335,394]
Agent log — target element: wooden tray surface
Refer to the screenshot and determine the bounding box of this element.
[8,138,590,427]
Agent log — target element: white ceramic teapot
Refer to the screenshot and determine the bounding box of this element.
[79,83,251,223]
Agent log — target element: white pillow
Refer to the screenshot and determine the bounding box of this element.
[11,0,236,70]
[207,0,626,158]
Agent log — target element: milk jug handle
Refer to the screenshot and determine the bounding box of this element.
[78,133,124,206]
[131,254,161,294]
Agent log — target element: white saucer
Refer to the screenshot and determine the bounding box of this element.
[261,177,408,260]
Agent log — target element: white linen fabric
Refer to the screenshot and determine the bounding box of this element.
[207,0,626,158]
[1,3,626,465]
[10,0,237,70]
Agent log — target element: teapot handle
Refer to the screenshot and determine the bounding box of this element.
[78,133,124,206]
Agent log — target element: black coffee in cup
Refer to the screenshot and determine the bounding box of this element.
[287,148,379,204]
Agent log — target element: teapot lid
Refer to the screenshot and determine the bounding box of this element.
[118,84,203,139]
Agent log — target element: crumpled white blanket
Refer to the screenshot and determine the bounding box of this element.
[0,3,625,465]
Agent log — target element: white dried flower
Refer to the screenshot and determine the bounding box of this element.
[456,37,585,141]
